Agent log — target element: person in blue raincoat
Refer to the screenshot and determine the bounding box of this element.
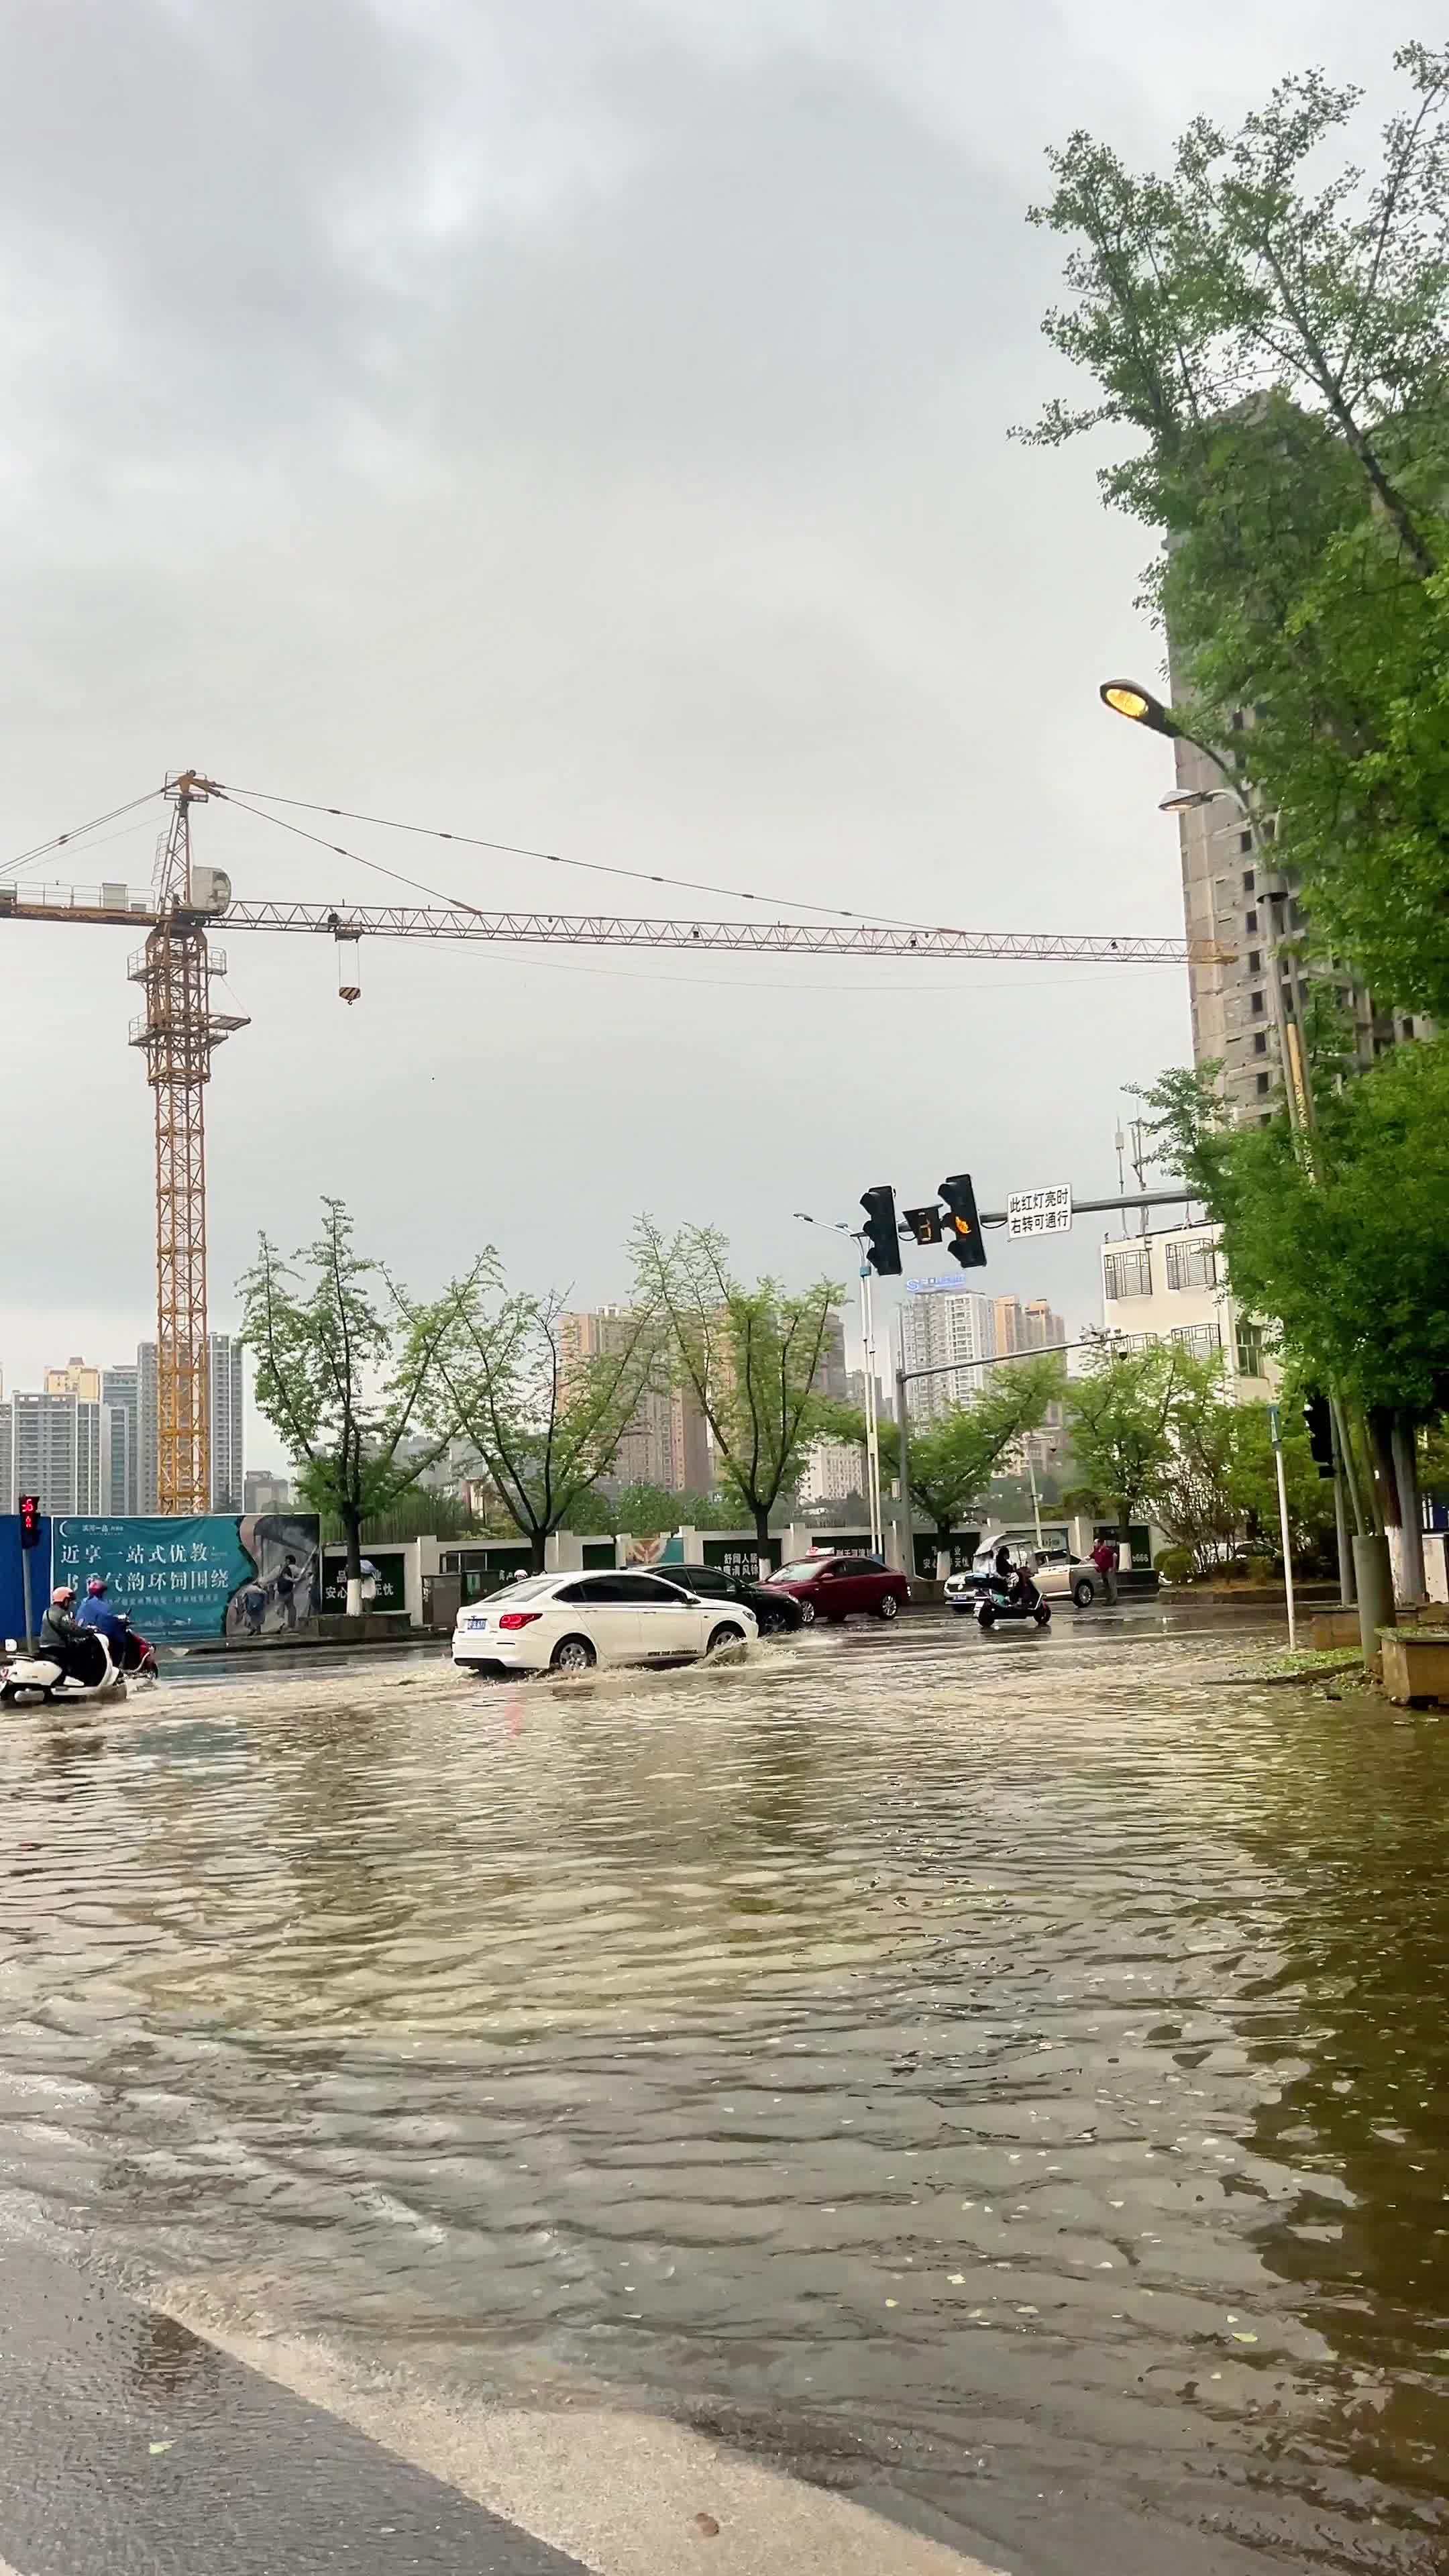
[78,1574,129,1654]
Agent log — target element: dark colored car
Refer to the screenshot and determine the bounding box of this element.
[763,1552,909,1625]
[653,1562,804,1637]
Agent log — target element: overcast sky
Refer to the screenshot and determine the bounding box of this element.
[0,0,1434,1455]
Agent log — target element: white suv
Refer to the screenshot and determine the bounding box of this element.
[453,1570,758,1677]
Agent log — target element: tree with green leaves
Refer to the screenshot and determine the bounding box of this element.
[1064,1340,1207,1542]
[1020,44,1449,1017]
[413,1281,661,1574]
[832,1358,1065,1548]
[1137,1040,1449,1572]
[633,1220,839,1560]
[238,1200,466,1615]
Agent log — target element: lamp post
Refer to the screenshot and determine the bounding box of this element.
[794,1213,883,1554]
[1099,678,1385,1637]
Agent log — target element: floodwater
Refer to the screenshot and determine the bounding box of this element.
[1,1611,1447,2573]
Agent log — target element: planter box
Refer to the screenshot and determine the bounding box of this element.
[1379,1627,1449,1707]
[1310,1610,1362,1650]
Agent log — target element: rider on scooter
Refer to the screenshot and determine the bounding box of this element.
[38,1585,107,1686]
[992,1544,1038,1610]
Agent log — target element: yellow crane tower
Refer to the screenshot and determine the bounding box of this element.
[1,773,1230,1516]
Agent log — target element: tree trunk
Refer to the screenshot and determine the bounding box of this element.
[341,1505,364,1620]
[1391,1411,1427,1604]
[753,1501,771,1578]
[529,1528,548,1574]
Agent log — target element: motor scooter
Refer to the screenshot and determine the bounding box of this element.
[0,1630,127,1707]
[975,1574,1051,1632]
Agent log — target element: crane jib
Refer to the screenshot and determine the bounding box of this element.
[0,888,1230,965]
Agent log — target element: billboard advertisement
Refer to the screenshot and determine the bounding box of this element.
[51,1513,321,1642]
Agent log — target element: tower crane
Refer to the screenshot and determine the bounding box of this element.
[1,769,1231,1515]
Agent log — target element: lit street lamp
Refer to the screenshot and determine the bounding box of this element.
[1099,675,1381,1629]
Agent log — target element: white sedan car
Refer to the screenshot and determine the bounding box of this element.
[945,1540,1102,1611]
[453,1569,758,1677]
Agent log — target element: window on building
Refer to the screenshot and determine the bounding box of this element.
[1239,830,1252,853]
[1242,868,1255,893]
[1403,1018,1415,1040]
[1251,990,1265,1016]
[1103,1247,1152,1301]
[1252,1031,1267,1055]
[1256,1071,1270,1095]
[1165,1239,1218,1291]
[1262,816,1277,842]
[1244,908,1258,932]
[1235,1320,1265,1379]
[1248,949,1262,973]
[1231,710,1245,732]
[1171,1321,1220,1362]
[1260,1111,1273,1126]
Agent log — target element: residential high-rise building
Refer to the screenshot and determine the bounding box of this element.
[101,1405,131,1515]
[1099,1222,1272,1400]
[134,1334,244,1515]
[208,1335,246,1511]
[810,1309,849,1402]
[101,1366,140,1515]
[45,1356,101,1405]
[802,1438,867,1507]
[993,1297,1066,1356]
[3,1391,102,1514]
[843,1368,891,1424]
[557,1307,712,1495]
[900,1283,996,1423]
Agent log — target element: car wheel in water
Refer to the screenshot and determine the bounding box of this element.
[798,1600,816,1625]
[550,1635,596,1674]
[706,1622,745,1655]
[1072,1578,1095,1608]
[875,1591,900,1621]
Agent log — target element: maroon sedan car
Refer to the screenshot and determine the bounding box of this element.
[763,1551,910,1625]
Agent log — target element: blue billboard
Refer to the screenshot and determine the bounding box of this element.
[50,1513,321,1642]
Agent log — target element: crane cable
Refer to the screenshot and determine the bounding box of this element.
[0,786,166,882]
[217,780,974,941]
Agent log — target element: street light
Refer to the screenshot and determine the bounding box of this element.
[1099,678,1180,737]
[794,1210,885,1554]
[1099,674,1377,1625]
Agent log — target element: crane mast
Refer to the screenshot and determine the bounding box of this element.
[126,773,247,1515]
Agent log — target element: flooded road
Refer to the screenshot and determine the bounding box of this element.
[1,1609,1446,2573]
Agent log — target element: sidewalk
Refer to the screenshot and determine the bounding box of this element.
[0,2240,1007,2576]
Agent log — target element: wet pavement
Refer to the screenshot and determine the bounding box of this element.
[1,1603,1447,2572]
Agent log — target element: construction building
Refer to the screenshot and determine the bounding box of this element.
[1167,714,1430,1125]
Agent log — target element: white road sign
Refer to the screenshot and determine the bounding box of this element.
[1006,1185,1072,1238]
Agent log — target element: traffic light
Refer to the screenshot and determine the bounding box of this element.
[859,1184,903,1276]
[18,1495,40,1548]
[1303,1391,1334,1478]
[938,1173,987,1269]
[902,1205,943,1247]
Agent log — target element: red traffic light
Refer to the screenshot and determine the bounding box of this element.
[19,1494,42,1548]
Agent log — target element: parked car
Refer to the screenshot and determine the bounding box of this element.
[763,1552,910,1625]
[453,1570,758,1677]
[945,1538,1099,1613]
[649,1561,804,1637]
